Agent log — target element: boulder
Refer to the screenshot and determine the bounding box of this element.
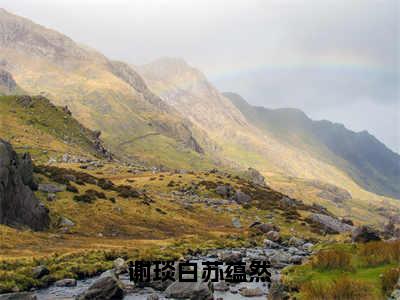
[288,237,304,247]
[32,266,49,279]
[213,281,229,292]
[219,251,243,264]
[77,272,124,300]
[147,295,159,300]
[264,239,280,249]
[215,185,234,198]
[59,217,75,227]
[266,231,280,242]
[389,276,400,300]
[113,257,127,274]
[164,281,213,300]
[268,282,290,300]
[38,183,66,193]
[352,225,381,243]
[0,292,37,300]
[55,278,77,287]
[0,140,49,230]
[306,213,353,234]
[234,190,251,204]
[239,287,264,297]
[245,167,266,186]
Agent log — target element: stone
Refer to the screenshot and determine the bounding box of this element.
[215,185,234,198]
[266,231,280,242]
[47,193,56,201]
[55,278,77,287]
[113,257,127,274]
[213,281,229,291]
[352,225,381,243]
[59,217,75,227]
[164,281,213,299]
[0,140,49,231]
[289,255,303,264]
[306,213,354,234]
[288,237,304,247]
[0,292,37,300]
[38,183,66,193]
[264,239,280,249]
[245,167,266,186]
[239,287,264,297]
[147,294,159,300]
[32,266,49,279]
[302,242,314,252]
[77,272,123,300]
[219,252,243,264]
[234,190,251,204]
[232,217,242,228]
[268,282,290,300]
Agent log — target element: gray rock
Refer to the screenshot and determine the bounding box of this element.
[307,213,354,234]
[245,167,266,186]
[213,281,229,291]
[38,183,66,193]
[255,223,280,233]
[77,272,123,300]
[0,292,37,300]
[219,251,243,264]
[232,217,242,228]
[289,255,303,264]
[264,239,280,249]
[165,281,213,299]
[113,258,127,274]
[302,242,314,252]
[215,185,234,198]
[234,190,251,204]
[59,217,75,227]
[239,287,264,297]
[352,225,381,243]
[266,231,280,242]
[0,140,49,230]
[288,237,304,247]
[32,266,49,279]
[55,278,77,287]
[146,294,159,300]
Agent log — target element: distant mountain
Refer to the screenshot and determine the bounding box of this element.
[225,92,400,199]
[0,9,211,169]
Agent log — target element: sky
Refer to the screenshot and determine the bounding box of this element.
[2,0,399,153]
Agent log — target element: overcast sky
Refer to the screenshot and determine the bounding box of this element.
[2,0,399,153]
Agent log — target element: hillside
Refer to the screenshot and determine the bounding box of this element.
[225,92,400,199]
[0,8,213,169]
[0,94,112,163]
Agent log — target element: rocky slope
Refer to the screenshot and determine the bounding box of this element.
[225,92,400,199]
[0,139,49,230]
[0,9,209,168]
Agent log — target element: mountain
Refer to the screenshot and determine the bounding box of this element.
[0,8,212,169]
[225,92,400,199]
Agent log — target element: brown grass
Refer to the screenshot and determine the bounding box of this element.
[311,249,352,270]
[381,267,400,296]
[359,240,400,267]
[301,277,377,300]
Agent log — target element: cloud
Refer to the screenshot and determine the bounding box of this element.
[1,0,399,152]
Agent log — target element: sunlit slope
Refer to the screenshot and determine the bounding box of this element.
[226,92,400,199]
[0,95,108,163]
[0,9,211,168]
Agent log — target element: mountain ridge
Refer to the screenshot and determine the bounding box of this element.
[225,92,400,199]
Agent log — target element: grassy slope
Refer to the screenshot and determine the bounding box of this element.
[0,95,102,163]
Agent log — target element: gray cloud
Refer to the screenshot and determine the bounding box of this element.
[1,0,399,152]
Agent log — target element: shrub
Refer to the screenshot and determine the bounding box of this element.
[311,249,352,270]
[301,277,376,300]
[381,267,400,296]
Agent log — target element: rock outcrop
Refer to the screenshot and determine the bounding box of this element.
[306,213,353,234]
[0,140,49,230]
